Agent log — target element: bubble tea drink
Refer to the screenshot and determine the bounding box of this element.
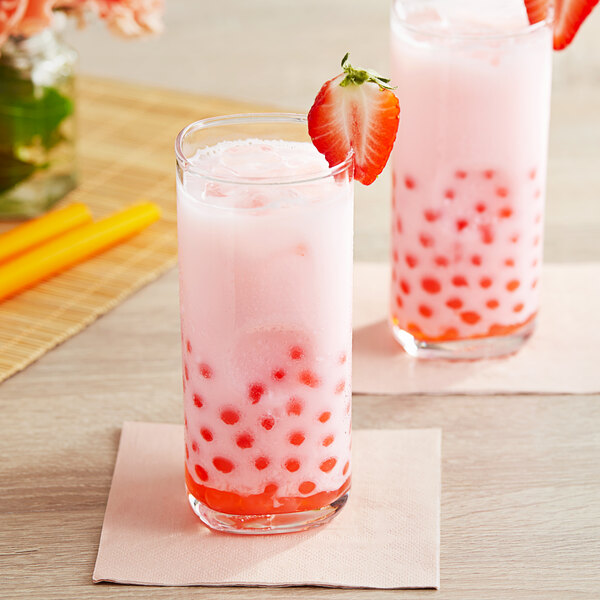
[390,0,552,358]
[175,115,353,534]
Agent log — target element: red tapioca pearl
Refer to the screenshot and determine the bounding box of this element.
[422,277,441,294]
[435,255,449,267]
[323,435,335,447]
[248,383,265,404]
[236,433,254,449]
[404,176,416,189]
[455,170,467,179]
[184,364,189,381]
[184,415,188,427]
[392,269,397,282]
[419,233,435,248]
[442,328,459,340]
[480,277,492,289]
[220,408,240,425]
[529,168,537,180]
[285,458,300,472]
[513,303,524,313]
[506,279,520,292]
[264,483,278,496]
[320,458,337,473]
[191,441,199,453]
[400,279,411,294]
[272,368,286,381]
[289,432,305,446]
[452,275,468,287]
[486,299,499,309]
[392,248,399,263]
[496,186,509,198]
[200,428,213,442]
[299,481,316,495]
[444,188,455,200]
[533,235,540,246]
[446,297,463,310]
[319,411,331,423]
[407,322,422,336]
[505,258,515,267]
[186,340,192,353]
[343,461,350,476]
[475,202,486,213]
[335,380,346,394]
[193,394,203,408]
[419,305,433,318]
[261,416,275,430]
[185,445,189,460]
[396,217,403,233]
[289,346,304,360]
[286,398,303,416]
[532,279,538,289]
[456,219,468,232]
[395,294,403,308]
[424,209,440,222]
[405,254,418,268]
[213,457,234,473]
[532,258,538,267]
[471,255,482,266]
[195,464,209,482]
[254,456,270,470]
[339,352,347,365]
[460,311,481,325]
[499,207,513,219]
[483,169,495,179]
[479,224,494,244]
[392,171,397,190]
[510,234,519,243]
[198,363,213,379]
[299,370,320,388]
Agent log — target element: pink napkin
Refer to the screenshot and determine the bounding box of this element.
[93,422,441,589]
[353,262,600,395]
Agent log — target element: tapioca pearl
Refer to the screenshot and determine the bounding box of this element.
[452,275,468,287]
[532,279,538,289]
[446,297,463,310]
[285,458,300,472]
[255,456,269,470]
[480,277,492,289]
[486,299,499,309]
[221,408,240,425]
[396,217,403,233]
[200,428,213,442]
[442,328,459,339]
[319,411,331,423]
[395,294,403,308]
[424,209,440,222]
[514,303,524,313]
[343,461,350,476]
[335,380,346,394]
[345,402,351,415]
[505,258,515,267]
[235,433,254,449]
[419,233,435,248]
[286,398,303,416]
[195,464,209,482]
[185,445,189,460]
[535,213,542,224]
[191,441,199,453]
[510,234,519,243]
[419,305,433,318]
[299,370,320,388]
[289,432,305,446]
[272,368,286,381]
[193,393,203,408]
[323,435,335,447]
[248,382,265,404]
[299,481,316,495]
[460,311,481,325]
[529,168,537,180]
[444,189,455,200]
[483,169,495,179]
[184,364,189,381]
[456,219,468,232]
[400,279,411,294]
[392,248,399,263]
[499,207,512,219]
[339,352,347,365]
[506,280,520,292]
[182,375,186,393]
[471,255,482,266]
[534,189,541,199]
[455,170,467,179]
[186,340,192,353]
[261,415,275,430]
[479,224,494,244]
[320,458,337,473]
[392,269,397,282]
[289,346,304,360]
[404,175,416,189]
[198,363,213,379]
[422,277,441,294]
[533,235,540,246]
[532,258,538,267]
[405,254,418,268]
[184,415,188,427]
[496,186,509,198]
[407,322,422,336]
[435,256,449,267]
[475,202,486,214]
[264,483,278,496]
[213,457,234,473]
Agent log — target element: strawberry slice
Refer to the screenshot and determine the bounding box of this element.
[524,0,549,24]
[308,53,400,185]
[553,0,599,50]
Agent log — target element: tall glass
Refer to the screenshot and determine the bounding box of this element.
[390,0,553,359]
[175,114,353,534]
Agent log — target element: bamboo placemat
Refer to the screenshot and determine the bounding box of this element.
[0,77,268,382]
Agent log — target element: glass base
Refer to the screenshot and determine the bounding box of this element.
[188,491,349,535]
[391,317,536,360]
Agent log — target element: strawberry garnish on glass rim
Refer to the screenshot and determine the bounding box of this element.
[524,0,599,50]
[307,53,400,186]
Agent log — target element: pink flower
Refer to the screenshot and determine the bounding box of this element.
[0,0,54,44]
[0,0,27,45]
[90,0,164,37]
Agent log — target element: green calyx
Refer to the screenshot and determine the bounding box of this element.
[338,52,395,90]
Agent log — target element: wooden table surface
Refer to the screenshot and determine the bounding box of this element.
[1,77,600,599]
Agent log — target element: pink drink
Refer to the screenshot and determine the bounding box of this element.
[175,116,353,533]
[390,1,552,358]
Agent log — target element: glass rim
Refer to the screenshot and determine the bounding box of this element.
[174,112,354,186]
[391,0,554,42]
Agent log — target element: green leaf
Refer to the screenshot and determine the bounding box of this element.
[0,150,37,194]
